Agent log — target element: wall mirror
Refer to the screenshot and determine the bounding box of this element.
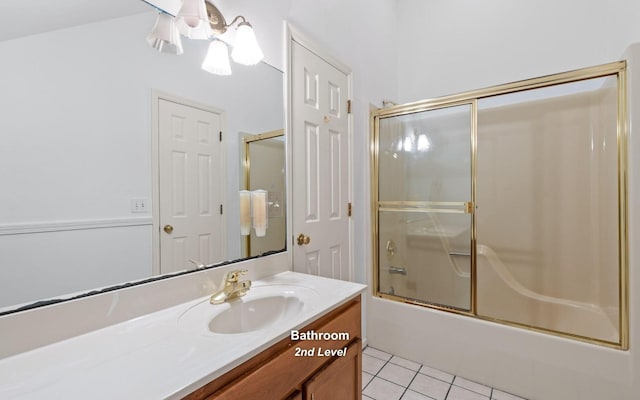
[0,0,286,312]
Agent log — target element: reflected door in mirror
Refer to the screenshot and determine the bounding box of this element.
[158,99,226,273]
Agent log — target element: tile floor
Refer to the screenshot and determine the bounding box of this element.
[362,346,527,400]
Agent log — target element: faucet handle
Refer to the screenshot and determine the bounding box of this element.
[226,269,248,282]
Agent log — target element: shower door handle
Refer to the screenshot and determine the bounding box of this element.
[388,266,407,275]
[465,201,474,214]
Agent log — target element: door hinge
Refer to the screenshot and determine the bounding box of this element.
[219,131,223,142]
[220,204,223,215]
[347,99,352,114]
[348,202,352,217]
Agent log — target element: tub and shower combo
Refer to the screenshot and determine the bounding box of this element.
[369,60,631,399]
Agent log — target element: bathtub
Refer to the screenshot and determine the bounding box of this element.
[476,244,619,344]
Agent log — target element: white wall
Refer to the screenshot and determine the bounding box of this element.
[396,0,640,101]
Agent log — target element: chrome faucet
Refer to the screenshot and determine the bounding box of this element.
[210,269,252,304]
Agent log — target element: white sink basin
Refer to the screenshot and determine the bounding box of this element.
[178,284,319,335]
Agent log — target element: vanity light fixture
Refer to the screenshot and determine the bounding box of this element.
[176,0,212,39]
[147,12,183,55]
[202,40,232,75]
[201,1,264,73]
[146,0,264,75]
[231,21,264,66]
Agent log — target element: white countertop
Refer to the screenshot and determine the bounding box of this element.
[0,271,366,399]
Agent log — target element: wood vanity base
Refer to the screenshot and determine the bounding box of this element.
[183,295,362,400]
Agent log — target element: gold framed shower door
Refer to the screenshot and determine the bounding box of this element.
[370,60,628,349]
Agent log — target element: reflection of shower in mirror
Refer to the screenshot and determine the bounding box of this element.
[251,190,268,237]
[239,190,269,237]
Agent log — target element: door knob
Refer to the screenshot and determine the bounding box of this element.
[296,233,311,246]
[163,225,174,234]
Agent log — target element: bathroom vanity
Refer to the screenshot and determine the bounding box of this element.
[185,296,361,399]
[0,271,366,399]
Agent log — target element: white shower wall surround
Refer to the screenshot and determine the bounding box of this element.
[367,44,640,400]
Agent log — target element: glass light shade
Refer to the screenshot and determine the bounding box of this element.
[201,40,232,75]
[176,0,212,39]
[231,22,264,65]
[146,13,183,55]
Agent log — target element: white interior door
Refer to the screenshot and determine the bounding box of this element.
[158,98,226,274]
[291,40,352,280]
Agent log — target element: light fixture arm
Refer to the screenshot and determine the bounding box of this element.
[227,15,248,28]
[205,1,249,35]
[147,0,265,74]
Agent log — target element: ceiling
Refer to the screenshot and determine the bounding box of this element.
[0,0,151,42]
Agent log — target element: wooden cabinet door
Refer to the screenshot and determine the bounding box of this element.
[287,391,302,400]
[304,341,361,400]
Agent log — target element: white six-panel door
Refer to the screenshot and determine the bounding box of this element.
[291,40,352,281]
[158,98,226,274]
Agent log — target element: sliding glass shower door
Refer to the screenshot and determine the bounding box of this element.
[475,76,622,343]
[375,103,474,311]
[372,61,628,348]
